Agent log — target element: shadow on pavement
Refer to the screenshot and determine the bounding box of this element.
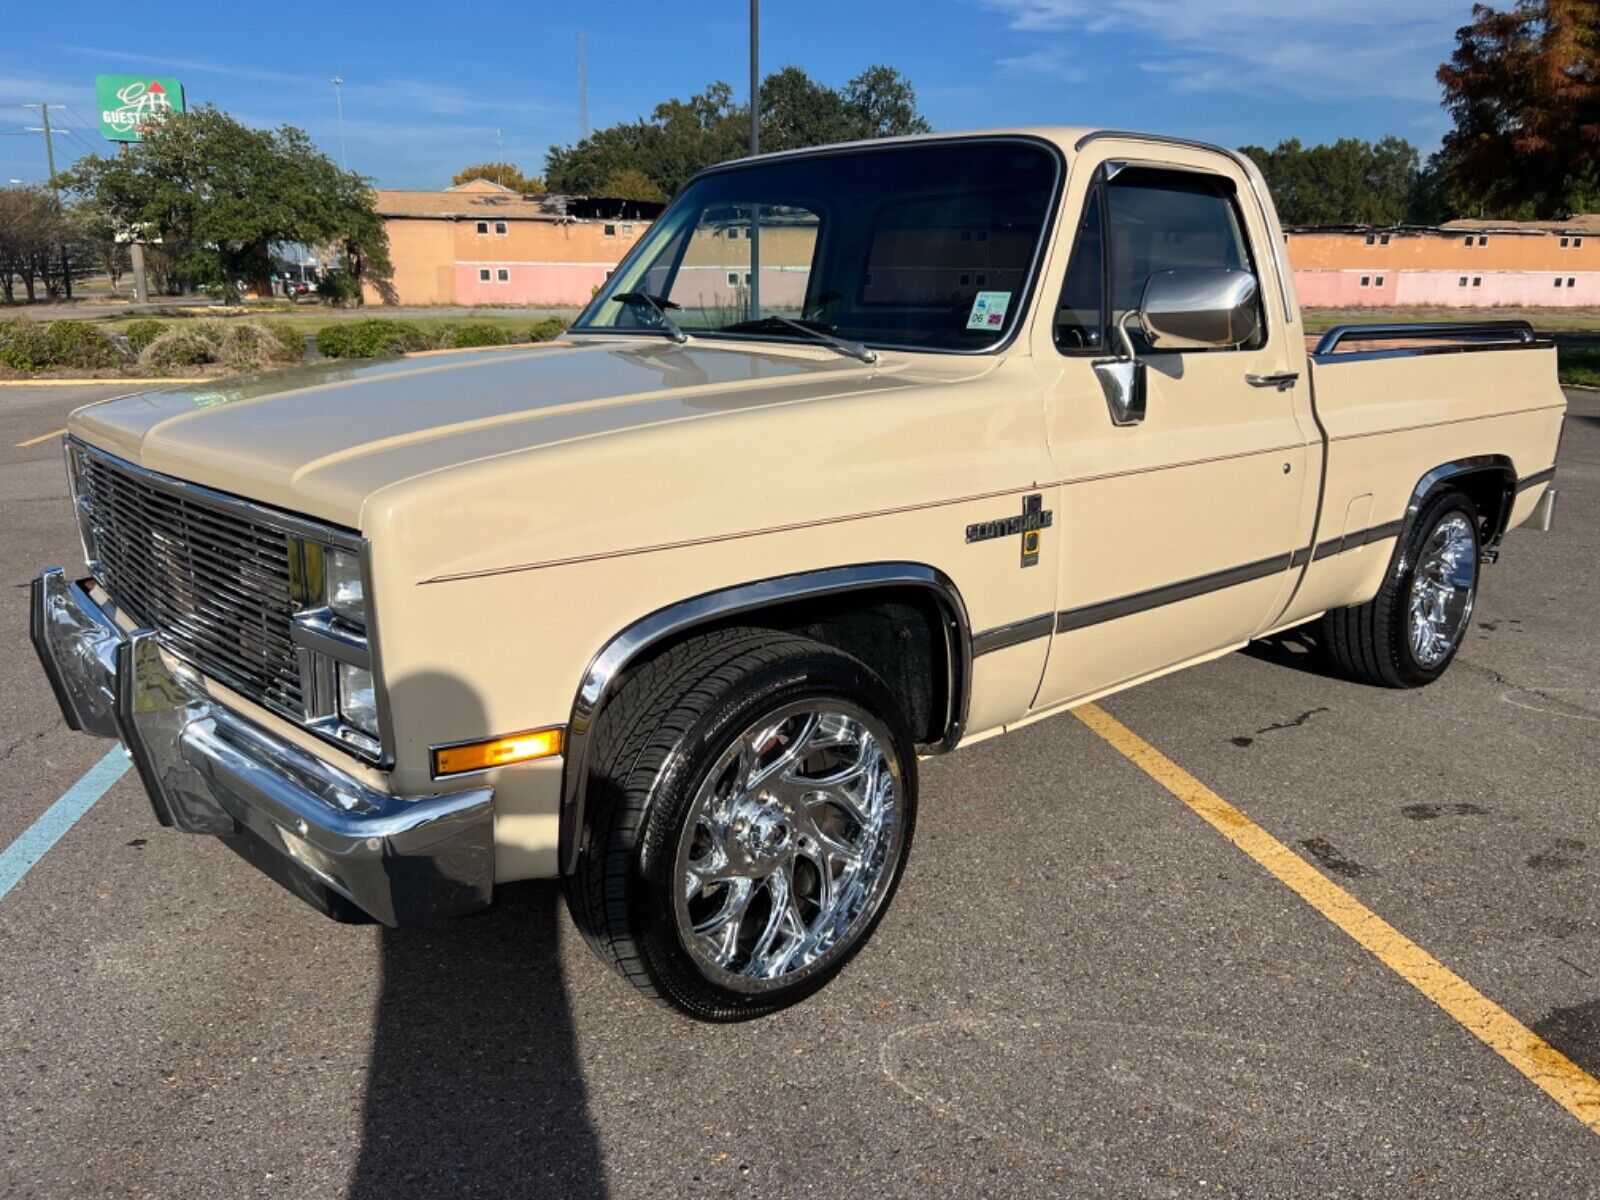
[348,881,607,1199]
[1242,625,1338,678]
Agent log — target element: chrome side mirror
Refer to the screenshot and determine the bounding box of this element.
[1137,267,1259,351]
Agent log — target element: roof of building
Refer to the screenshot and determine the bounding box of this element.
[446,178,518,194]
[1441,215,1600,235]
[1286,216,1600,237]
[373,189,565,220]
[372,188,665,222]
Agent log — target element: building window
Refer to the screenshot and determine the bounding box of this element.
[1360,275,1371,287]
[1478,236,1488,246]
[1464,235,1473,246]
[744,272,752,285]
[1555,277,1565,288]
[603,223,617,237]
[1561,237,1570,248]
[1375,275,1385,286]
[960,273,971,286]
[622,223,635,238]
[1380,234,1391,246]
[496,268,510,282]
[976,273,987,286]
[476,221,489,235]
[1459,276,1469,287]
[1576,238,1584,248]
[478,268,491,282]
[727,227,740,240]
[1364,234,1375,246]
[1570,277,1578,287]
[494,221,507,235]
[726,272,739,286]
[1473,276,1482,287]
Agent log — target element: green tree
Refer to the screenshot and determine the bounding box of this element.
[599,166,666,202]
[545,66,930,199]
[451,161,544,193]
[0,187,61,303]
[67,198,130,296]
[1437,0,1600,218]
[61,105,392,302]
[1240,137,1424,226]
[841,65,933,140]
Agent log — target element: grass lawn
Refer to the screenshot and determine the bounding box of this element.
[1559,347,1600,388]
[1302,306,1600,333]
[95,308,560,339]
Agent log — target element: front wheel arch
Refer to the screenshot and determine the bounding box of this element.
[558,563,970,874]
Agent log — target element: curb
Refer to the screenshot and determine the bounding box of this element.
[0,378,210,387]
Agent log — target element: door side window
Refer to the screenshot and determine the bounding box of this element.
[1055,166,1264,355]
[1055,188,1105,352]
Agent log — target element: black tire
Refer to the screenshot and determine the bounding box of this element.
[1320,490,1481,688]
[564,627,918,1022]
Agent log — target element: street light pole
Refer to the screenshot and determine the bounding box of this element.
[24,102,73,300]
[331,77,348,170]
[748,0,761,318]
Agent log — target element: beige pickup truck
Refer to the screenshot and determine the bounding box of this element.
[32,128,1565,1020]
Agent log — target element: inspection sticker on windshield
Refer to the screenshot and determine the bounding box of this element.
[966,291,1011,331]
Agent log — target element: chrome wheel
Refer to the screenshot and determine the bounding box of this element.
[1407,512,1477,668]
[672,700,904,993]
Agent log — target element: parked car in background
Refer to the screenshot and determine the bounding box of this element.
[32,127,1564,1021]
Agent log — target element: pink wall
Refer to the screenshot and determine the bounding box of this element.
[454,262,613,306]
[672,266,811,311]
[1392,270,1600,307]
[1295,268,1600,308]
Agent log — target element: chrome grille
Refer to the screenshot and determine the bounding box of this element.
[74,447,305,719]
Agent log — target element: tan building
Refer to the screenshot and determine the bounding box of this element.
[1287,215,1600,307]
[364,179,660,307]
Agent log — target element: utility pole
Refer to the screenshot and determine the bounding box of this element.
[120,142,149,304]
[331,77,348,170]
[748,0,761,318]
[24,103,72,300]
[577,32,591,140]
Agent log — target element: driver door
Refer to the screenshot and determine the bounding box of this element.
[1033,152,1315,709]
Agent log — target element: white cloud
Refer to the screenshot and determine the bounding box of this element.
[997,45,1090,82]
[980,0,1468,102]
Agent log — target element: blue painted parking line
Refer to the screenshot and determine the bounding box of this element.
[0,746,130,902]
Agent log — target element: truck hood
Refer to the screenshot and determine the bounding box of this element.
[67,338,966,528]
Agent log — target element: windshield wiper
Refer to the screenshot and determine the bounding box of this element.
[610,291,688,344]
[721,314,876,364]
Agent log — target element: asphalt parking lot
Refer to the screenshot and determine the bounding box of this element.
[2,380,1597,1199]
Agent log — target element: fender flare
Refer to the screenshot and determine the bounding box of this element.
[557,563,972,873]
[1396,454,1518,562]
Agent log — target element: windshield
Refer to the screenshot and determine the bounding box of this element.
[573,139,1061,353]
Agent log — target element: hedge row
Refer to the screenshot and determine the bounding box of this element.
[0,314,573,374]
[0,319,122,371]
[314,317,570,359]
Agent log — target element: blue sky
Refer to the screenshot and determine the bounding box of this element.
[2,0,1473,190]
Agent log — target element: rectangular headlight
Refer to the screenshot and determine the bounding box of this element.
[288,535,384,761]
[325,548,366,629]
[338,663,379,738]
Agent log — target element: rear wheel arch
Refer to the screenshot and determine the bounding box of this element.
[558,563,971,874]
[1400,455,1516,554]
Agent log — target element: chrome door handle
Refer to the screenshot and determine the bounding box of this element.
[1246,371,1300,390]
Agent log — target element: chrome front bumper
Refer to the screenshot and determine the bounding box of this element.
[29,567,494,926]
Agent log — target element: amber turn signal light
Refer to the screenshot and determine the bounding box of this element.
[433,726,565,776]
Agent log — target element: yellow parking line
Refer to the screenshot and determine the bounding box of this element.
[1073,701,1600,1136]
[15,427,67,448]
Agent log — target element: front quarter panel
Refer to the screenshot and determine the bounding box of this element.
[363,355,1059,880]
